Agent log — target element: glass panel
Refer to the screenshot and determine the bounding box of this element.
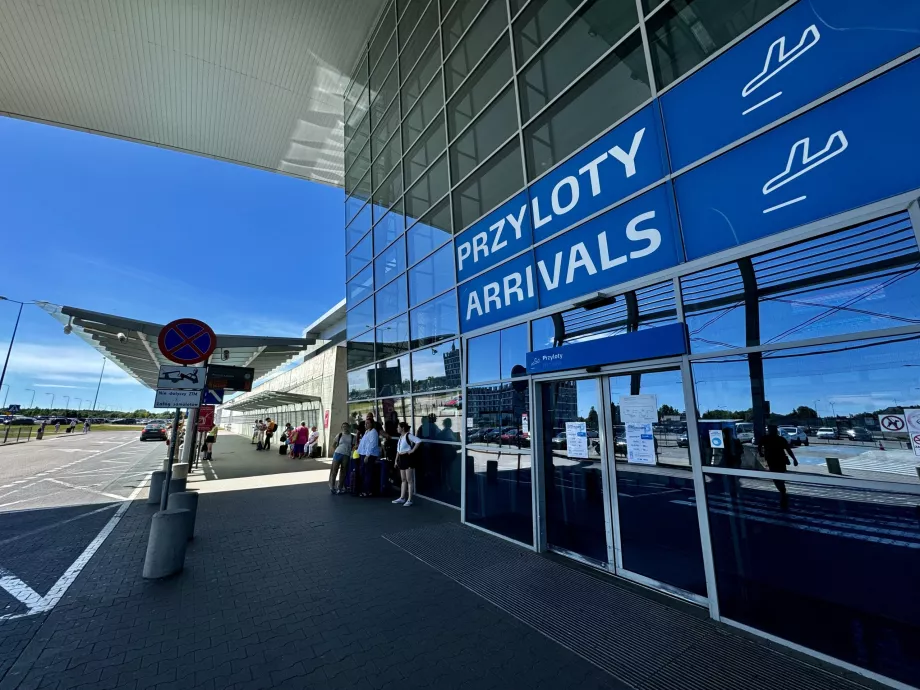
[523,30,649,179]
[379,396,411,446]
[399,0,428,47]
[445,2,507,97]
[347,263,374,306]
[370,36,397,97]
[531,315,556,350]
[346,113,371,164]
[508,0,528,16]
[347,330,375,370]
[348,172,372,210]
[682,213,920,354]
[374,234,406,288]
[375,275,409,323]
[348,365,376,401]
[411,289,459,348]
[647,0,787,89]
[408,243,454,307]
[348,400,377,430]
[414,435,462,505]
[371,99,402,158]
[402,74,444,152]
[407,197,452,265]
[706,476,920,688]
[372,133,402,191]
[501,323,529,379]
[345,87,369,144]
[412,339,462,392]
[377,314,411,359]
[467,383,502,446]
[405,155,449,225]
[373,163,403,211]
[442,0,490,56]
[452,139,523,232]
[344,60,368,126]
[692,335,920,486]
[346,231,373,280]
[540,378,606,562]
[377,354,411,396]
[447,38,513,137]
[404,119,446,188]
[641,0,665,13]
[400,0,439,75]
[374,202,406,256]
[369,7,396,70]
[450,84,517,182]
[401,37,440,113]
[464,449,534,545]
[412,390,463,442]
[515,0,636,70]
[371,66,399,130]
[347,297,375,339]
[467,331,500,383]
[346,192,367,227]
[346,203,373,253]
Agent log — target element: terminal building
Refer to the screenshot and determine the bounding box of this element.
[340,1,920,687]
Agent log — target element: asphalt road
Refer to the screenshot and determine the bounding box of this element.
[0,431,165,619]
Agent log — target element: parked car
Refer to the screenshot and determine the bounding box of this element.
[779,426,809,446]
[500,428,530,448]
[677,432,689,448]
[734,422,755,444]
[3,416,35,425]
[140,423,169,442]
[816,427,838,440]
[845,427,873,442]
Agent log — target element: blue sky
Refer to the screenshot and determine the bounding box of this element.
[0,116,344,413]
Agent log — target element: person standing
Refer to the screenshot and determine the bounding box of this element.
[204,424,218,461]
[264,417,276,451]
[292,422,309,459]
[251,420,261,444]
[83,419,90,434]
[392,422,421,507]
[357,417,380,497]
[757,424,798,508]
[330,422,354,494]
[67,418,76,434]
[54,420,61,434]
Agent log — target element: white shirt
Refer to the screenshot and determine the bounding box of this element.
[397,433,421,454]
[357,428,379,456]
[307,430,319,444]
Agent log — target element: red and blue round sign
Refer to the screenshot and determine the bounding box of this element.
[158,318,217,365]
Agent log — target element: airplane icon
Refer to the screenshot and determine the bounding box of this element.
[761,130,848,214]
[742,24,820,115]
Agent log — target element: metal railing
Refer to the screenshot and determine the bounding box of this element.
[1,425,34,444]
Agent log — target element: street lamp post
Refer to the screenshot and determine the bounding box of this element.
[63,395,70,412]
[1,383,9,408]
[92,358,106,411]
[0,297,28,402]
[46,392,55,412]
[75,398,82,413]
[26,388,35,410]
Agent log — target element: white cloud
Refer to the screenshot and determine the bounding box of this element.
[2,342,141,387]
[32,384,88,389]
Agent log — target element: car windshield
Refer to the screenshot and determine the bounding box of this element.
[818,428,835,432]
[779,427,796,433]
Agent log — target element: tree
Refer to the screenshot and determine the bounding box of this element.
[659,404,679,417]
[586,406,599,429]
[794,406,818,419]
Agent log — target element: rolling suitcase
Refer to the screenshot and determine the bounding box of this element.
[279,443,287,455]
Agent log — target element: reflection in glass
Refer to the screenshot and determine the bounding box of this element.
[376,314,410,359]
[467,331,500,383]
[369,5,395,69]
[400,0,439,75]
[445,1,507,96]
[377,354,411,397]
[405,155,449,225]
[374,235,406,289]
[370,36,397,97]
[345,141,372,196]
[465,449,534,545]
[410,290,458,348]
[346,231,373,280]
[403,73,444,152]
[414,439,462,507]
[374,203,405,257]
[346,297,375,340]
[347,330,375,370]
[372,98,402,157]
[705,475,920,687]
[540,378,607,562]
[501,323,529,379]
[372,131,401,190]
[608,369,690,469]
[647,0,786,88]
[411,339,462,392]
[346,203,373,253]
[413,390,463,442]
[375,276,408,324]
[692,335,920,486]
[408,244,454,306]
[371,63,399,128]
[347,264,374,306]
[442,0,490,55]
[447,37,513,137]
[531,315,556,350]
[407,199,452,265]
[348,401,377,430]
[523,31,648,179]
[373,162,403,211]
[401,35,440,114]
[404,119,446,188]
[450,85,518,182]
[379,396,410,460]
[452,139,524,232]
[348,366,376,401]
[467,382,530,448]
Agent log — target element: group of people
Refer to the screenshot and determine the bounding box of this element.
[36,418,90,439]
[326,413,422,506]
[279,422,319,458]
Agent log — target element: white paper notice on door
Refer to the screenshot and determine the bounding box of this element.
[620,394,659,424]
[565,421,589,459]
[625,422,656,465]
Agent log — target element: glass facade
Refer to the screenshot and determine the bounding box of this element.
[343,3,920,686]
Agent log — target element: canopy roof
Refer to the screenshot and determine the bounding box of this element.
[222,390,320,412]
[38,303,314,389]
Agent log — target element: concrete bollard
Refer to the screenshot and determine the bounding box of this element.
[167,491,199,540]
[143,509,191,579]
[826,457,842,475]
[148,471,167,504]
[172,463,189,480]
[168,477,187,495]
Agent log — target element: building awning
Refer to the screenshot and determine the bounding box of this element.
[37,303,314,389]
[222,391,321,412]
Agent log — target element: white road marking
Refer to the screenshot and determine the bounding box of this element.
[41,478,125,501]
[0,566,44,609]
[0,504,117,548]
[0,472,152,620]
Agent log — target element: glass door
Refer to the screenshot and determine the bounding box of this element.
[539,377,610,565]
[605,368,708,598]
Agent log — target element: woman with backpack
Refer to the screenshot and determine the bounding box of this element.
[329,422,354,494]
[392,421,422,507]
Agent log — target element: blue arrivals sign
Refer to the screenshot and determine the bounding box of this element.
[459,251,538,334]
[677,58,920,260]
[533,184,681,307]
[455,191,533,282]
[661,0,920,172]
[526,323,688,375]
